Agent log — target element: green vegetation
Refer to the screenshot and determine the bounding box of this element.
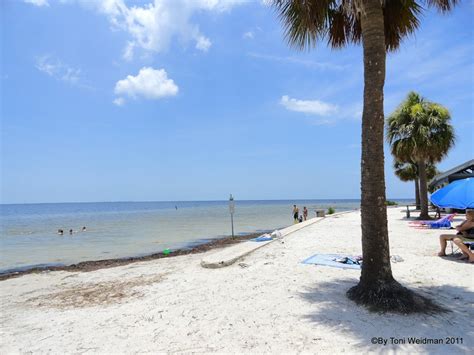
[387,92,455,220]
[327,207,335,215]
[385,200,398,206]
[393,160,439,209]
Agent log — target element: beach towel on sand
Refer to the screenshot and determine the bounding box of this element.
[302,254,361,270]
[250,235,273,242]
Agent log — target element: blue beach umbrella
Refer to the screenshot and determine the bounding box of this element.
[430,178,474,209]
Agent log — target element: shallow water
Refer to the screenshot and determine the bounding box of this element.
[0,199,412,272]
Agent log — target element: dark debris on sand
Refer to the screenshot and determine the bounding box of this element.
[0,232,265,281]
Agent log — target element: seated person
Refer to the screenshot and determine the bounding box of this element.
[438,210,474,262]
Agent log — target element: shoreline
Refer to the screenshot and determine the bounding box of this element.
[0,211,359,281]
[1,207,471,354]
[0,208,372,281]
[0,231,270,281]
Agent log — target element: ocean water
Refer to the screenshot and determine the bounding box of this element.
[0,200,411,273]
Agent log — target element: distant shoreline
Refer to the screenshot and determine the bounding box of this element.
[0,198,413,206]
[0,231,268,281]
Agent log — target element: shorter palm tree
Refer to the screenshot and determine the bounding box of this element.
[393,160,439,210]
[387,92,455,220]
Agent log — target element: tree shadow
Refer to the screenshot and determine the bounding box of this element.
[298,278,473,353]
[439,254,473,264]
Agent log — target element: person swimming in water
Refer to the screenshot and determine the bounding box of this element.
[69,229,73,235]
[81,226,86,232]
[57,229,64,235]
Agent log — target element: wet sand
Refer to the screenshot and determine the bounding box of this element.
[0,232,265,281]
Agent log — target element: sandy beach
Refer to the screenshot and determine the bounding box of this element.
[1,207,472,354]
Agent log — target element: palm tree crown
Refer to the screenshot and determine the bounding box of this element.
[393,160,418,182]
[387,91,455,220]
[393,160,439,182]
[274,0,457,51]
[386,91,455,164]
[393,160,439,207]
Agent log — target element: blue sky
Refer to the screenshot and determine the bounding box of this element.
[1,0,473,204]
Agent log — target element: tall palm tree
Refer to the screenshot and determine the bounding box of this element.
[387,92,455,220]
[393,160,439,209]
[272,0,456,312]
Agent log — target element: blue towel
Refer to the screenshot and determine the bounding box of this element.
[250,236,273,242]
[301,254,361,270]
[429,220,451,229]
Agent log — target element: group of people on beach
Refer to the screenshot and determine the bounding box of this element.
[438,209,474,263]
[57,226,86,236]
[292,205,308,224]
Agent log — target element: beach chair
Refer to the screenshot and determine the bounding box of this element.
[448,240,474,255]
[466,242,474,251]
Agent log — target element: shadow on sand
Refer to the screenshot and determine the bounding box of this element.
[299,278,473,354]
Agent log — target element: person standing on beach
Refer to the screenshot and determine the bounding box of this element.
[303,207,308,221]
[292,205,299,223]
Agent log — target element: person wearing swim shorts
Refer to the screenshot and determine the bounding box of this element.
[292,205,299,224]
[438,209,474,263]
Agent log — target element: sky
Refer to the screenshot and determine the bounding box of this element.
[1,0,473,204]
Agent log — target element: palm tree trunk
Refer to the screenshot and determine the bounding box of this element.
[347,0,394,299]
[415,178,420,210]
[417,160,430,220]
[346,1,438,312]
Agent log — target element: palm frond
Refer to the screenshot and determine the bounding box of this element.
[383,0,422,51]
[386,91,455,163]
[425,0,458,12]
[273,0,457,51]
[393,160,418,181]
[273,0,332,50]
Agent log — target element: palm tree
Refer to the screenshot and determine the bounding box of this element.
[387,92,455,220]
[393,160,420,208]
[272,0,456,312]
[393,160,439,209]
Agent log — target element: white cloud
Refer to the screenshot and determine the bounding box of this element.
[28,1,246,58]
[280,95,338,116]
[195,36,212,52]
[70,0,244,59]
[248,52,347,71]
[122,42,135,61]
[61,67,81,84]
[113,97,125,106]
[114,67,178,104]
[243,31,254,39]
[280,95,361,125]
[35,55,87,87]
[36,55,58,76]
[24,0,49,6]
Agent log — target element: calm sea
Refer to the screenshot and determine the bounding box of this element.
[0,199,412,273]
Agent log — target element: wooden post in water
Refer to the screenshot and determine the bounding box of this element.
[229,194,235,238]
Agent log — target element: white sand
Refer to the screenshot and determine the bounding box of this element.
[1,207,472,354]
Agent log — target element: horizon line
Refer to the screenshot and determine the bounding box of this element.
[0,197,414,205]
